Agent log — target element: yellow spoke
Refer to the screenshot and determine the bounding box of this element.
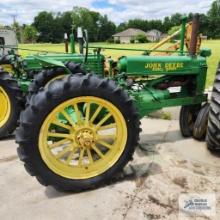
[52,120,72,130]
[48,138,70,149]
[85,103,90,124]
[99,123,116,131]
[78,148,85,166]
[92,145,104,158]
[90,106,102,123]
[97,134,116,140]
[87,149,93,164]
[95,113,112,130]
[48,132,71,139]
[73,104,82,125]
[39,96,127,179]
[65,147,77,165]
[97,140,113,149]
[61,110,76,129]
[55,145,72,159]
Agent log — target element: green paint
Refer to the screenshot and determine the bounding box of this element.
[135,92,207,118]
[70,33,76,54]
[117,55,206,76]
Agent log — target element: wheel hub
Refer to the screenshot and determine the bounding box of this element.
[76,129,95,148]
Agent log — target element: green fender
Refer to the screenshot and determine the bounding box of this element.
[33,56,72,74]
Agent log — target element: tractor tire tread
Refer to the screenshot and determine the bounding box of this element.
[207,63,220,150]
[16,73,140,191]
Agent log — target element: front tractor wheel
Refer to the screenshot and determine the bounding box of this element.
[16,74,140,191]
[179,104,201,137]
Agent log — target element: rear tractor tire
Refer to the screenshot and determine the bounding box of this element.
[0,71,23,139]
[179,104,201,137]
[206,63,220,150]
[16,74,140,191]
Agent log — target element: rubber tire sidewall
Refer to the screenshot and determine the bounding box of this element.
[193,103,210,141]
[179,104,201,137]
[17,74,140,191]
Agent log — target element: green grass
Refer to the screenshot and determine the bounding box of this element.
[19,40,220,87]
[201,40,220,86]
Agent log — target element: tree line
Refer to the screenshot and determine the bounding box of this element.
[10,0,220,43]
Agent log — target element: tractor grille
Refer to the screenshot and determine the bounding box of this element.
[85,56,105,75]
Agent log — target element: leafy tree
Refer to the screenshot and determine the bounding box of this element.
[23,25,37,43]
[135,33,147,43]
[168,25,180,41]
[163,17,172,32]
[116,22,128,32]
[170,13,182,26]
[207,0,220,38]
[60,12,73,36]
[168,25,180,35]
[98,15,116,41]
[198,14,209,37]
[11,22,21,42]
[148,20,163,32]
[130,38,135,43]
[51,15,65,43]
[127,19,147,31]
[72,7,116,42]
[33,11,55,42]
[72,7,99,42]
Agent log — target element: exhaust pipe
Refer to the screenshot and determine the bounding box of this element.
[64,33,69,53]
[189,14,200,56]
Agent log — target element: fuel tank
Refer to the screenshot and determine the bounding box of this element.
[117,55,207,76]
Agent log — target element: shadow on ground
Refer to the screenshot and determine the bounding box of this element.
[44,129,215,199]
[44,131,176,198]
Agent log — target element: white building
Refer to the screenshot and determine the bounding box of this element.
[113,28,163,43]
[146,29,162,42]
[113,28,146,43]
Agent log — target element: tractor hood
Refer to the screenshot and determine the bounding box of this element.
[23,53,85,70]
[118,55,207,76]
[22,53,105,75]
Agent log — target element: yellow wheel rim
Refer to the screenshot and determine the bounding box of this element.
[0,86,11,128]
[39,96,127,179]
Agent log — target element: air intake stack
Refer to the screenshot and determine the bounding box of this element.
[189,14,200,56]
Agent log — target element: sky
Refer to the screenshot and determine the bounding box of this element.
[0,0,214,25]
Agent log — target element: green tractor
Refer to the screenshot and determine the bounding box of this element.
[3,15,220,191]
[0,28,105,138]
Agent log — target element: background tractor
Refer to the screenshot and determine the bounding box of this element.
[1,14,219,191]
[0,28,105,138]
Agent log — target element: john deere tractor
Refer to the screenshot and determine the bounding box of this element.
[0,28,105,138]
[2,15,220,191]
